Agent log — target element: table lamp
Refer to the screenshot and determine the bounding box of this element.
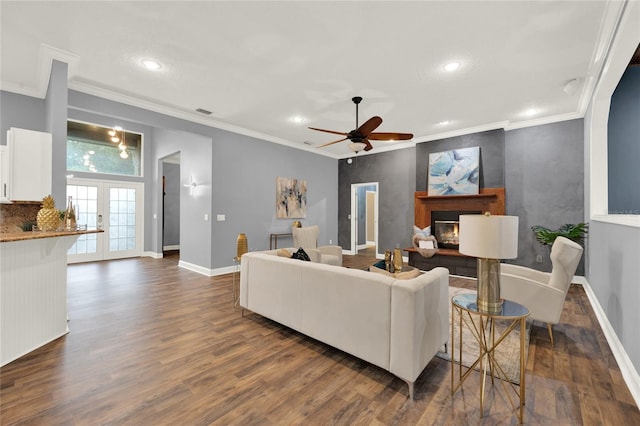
[459,213,519,314]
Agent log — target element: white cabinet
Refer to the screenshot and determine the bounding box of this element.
[6,127,52,202]
[0,145,9,203]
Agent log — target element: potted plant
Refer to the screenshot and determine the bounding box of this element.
[531,222,589,246]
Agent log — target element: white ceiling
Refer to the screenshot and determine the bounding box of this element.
[0,1,627,158]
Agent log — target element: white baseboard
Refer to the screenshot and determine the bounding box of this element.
[577,277,640,409]
[143,251,163,259]
[178,260,237,277]
[357,243,368,250]
[163,245,180,251]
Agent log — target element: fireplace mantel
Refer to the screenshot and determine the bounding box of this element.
[414,187,506,229]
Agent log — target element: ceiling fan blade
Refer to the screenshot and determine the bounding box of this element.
[368,132,414,141]
[316,137,348,148]
[308,127,348,137]
[363,140,374,151]
[357,116,383,136]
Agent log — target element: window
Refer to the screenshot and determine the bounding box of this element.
[67,120,142,177]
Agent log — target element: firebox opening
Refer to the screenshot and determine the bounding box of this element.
[431,210,481,250]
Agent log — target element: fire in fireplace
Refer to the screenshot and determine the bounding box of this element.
[431,210,481,249]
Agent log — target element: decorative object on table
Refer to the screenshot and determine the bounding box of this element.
[392,246,403,272]
[63,196,76,231]
[276,248,292,257]
[21,220,37,232]
[36,195,60,231]
[531,222,588,246]
[412,224,438,258]
[235,233,248,261]
[384,250,392,271]
[276,176,307,218]
[500,236,584,345]
[427,146,479,195]
[459,212,519,314]
[369,260,421,279]
[292,220,302,228]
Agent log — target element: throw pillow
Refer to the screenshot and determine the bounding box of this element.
[277,248,292,257]
[291,247,311,261]
[413,225,431,239]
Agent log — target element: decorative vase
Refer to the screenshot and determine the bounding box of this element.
[36,195,60,231]
[384,250,392,271]
[236,233,248,260]
[393,247,403,272]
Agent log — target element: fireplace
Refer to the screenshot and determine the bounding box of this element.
[432,210,481,249]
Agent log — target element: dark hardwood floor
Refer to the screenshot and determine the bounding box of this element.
[1,251,638,425]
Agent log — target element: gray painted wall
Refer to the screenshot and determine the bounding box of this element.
[153,128,212,268]
[45,60,68,209]
[0,91,47,145]
[163,162,180,247]
[415,129,505,191]
[339,148,416,254]
[608,66,640,214]
[505,119,585,273]
[67,90,338,271]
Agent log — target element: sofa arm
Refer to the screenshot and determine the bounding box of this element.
[318,245,342,265]
[389,267,449,385]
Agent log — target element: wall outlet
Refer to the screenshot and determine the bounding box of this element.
[536,254,543,263]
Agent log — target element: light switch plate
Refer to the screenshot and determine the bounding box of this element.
[217,214,225,221]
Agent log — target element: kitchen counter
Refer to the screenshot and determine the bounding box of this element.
[0,229,102,243]
[0,230,102,366]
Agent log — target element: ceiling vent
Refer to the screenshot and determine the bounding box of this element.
[196,108,212,115]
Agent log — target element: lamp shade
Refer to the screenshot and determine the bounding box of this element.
[459,214,519,259]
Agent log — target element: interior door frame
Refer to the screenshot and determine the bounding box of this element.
[350,182,379,256]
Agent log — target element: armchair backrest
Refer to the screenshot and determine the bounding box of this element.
[548,236,584,293]
[292,225,319,250]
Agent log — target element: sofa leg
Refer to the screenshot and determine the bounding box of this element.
[547,323,554,346]
[403,379,415,400]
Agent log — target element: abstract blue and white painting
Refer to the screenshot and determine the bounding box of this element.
[427,147,480,195]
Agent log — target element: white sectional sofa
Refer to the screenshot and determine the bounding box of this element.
[239,250,449,399]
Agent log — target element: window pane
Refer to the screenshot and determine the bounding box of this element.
[67,121,142,177]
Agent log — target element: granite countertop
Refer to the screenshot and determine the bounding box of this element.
[0,229,103,243]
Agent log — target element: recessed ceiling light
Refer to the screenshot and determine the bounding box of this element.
[444,62,460,72]
[438,120,450,126]
[290,115,305,124]
[524,108,538,117]
[141,59,161,70]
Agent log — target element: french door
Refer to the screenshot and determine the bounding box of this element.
[67,178,144,263]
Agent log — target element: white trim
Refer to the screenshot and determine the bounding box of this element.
[163,245,180,251]
[357,243,369,250]
[144,251,163,259]
[592,214,640,228]
[580,277,640,409]
[177,260,236,277]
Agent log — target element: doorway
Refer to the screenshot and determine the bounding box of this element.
[350,182,378,256]
[67,178,144,263]
[161,153,181,256]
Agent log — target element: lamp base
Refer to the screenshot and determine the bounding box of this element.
[477,258,503,314]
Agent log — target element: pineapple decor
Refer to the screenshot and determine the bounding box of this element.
[36,195,60,231]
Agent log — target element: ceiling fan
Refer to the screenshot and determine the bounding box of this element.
[309,96,413,152]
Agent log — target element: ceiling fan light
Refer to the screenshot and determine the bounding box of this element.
[348,142,367,153]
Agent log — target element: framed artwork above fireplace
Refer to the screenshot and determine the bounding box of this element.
[427,146,480,196]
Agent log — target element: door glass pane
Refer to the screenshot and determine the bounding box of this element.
[109,187,137,253]
[67,184,99,256]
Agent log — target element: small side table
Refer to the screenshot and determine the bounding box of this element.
[450,293,530,423]
[269,232,292,249]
